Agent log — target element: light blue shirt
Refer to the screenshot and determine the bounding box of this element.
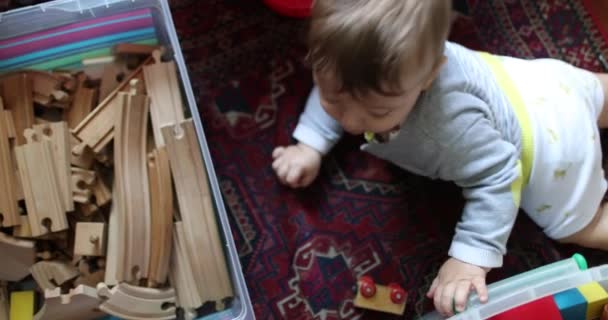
[292,42,523,268]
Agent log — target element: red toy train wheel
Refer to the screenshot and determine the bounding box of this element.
[263,0,313,18]
[388,283,407,304]
[359,276,376,298]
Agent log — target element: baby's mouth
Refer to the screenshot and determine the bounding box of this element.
[364,125,401,143]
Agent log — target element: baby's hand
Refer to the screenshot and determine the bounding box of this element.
[426,257,490,317]
[272,143,322,188]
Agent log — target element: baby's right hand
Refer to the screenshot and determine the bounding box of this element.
[272,143,322,188]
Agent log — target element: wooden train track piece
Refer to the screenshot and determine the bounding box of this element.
[73,259,105,288]
[74,222,106,257]
[0,97,20,227]
[15,132,67,237]
[36,285,106,320]
[30,261,80,290]
[91,174,111,207]
[2,110,14,139]
[104,199,119,286]
[170,222,203,308]
[98,58,128,102]
[21,71,68,99]
[70,133,95,169]
[71,167,96,204]
[113,81,151,282]
[0,73,34,146]
[0,232,35,281]
[162,119,233,301]
[97,282,176,320]
[64,73,98,129]
[147,147,174,287]
[76,202,99,218]
[32,122,74,212]
[143,50,185,147]
[73,56,153,153]
[13,216,32,238]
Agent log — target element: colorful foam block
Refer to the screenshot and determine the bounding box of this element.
[577,282,608,320]
[9,291,34,320]
[489,295,563,320]
[553,288,587,320]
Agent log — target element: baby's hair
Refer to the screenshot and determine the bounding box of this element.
[307,0,452,96]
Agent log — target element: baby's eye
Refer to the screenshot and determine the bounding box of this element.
[368,109,392,118]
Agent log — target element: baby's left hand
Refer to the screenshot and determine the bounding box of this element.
[426,257,490,317]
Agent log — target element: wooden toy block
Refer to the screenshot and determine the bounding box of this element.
[578,281,608,320]
[9,291,34,320]
[162,120,233,301]
[73,55,153,153]
[143,50,185,147]
[113,81,152,282]
[36,285,106,320]
[0,73,34,146]
[554,287,587,320]
[0,97,20,227]
[353,277,406,315]
[147,147,174,287]
[31,122,74,212]
[97,282,176,320]
[74,222,106,257]
[0,232,35,282]
[15,137,67,237]
[30,261,80,290]
[489,295,563,320]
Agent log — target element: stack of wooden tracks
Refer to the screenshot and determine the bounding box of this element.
[0,44,233,320]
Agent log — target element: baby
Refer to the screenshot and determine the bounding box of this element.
[271,0,608,317]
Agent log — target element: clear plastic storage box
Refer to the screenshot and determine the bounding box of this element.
[0,0,254,319]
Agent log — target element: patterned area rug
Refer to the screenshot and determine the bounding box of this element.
[167,0,608,319]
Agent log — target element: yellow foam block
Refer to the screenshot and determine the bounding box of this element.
[577,282,608,320]
[9,291,34,320]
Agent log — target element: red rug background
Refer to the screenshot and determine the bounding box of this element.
[167,0,608,319]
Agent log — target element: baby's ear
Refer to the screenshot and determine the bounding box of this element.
[422,56,447,90]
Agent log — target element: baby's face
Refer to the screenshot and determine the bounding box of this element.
[314,70,428,136]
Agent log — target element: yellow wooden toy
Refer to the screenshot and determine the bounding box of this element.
[354,276,407,315]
